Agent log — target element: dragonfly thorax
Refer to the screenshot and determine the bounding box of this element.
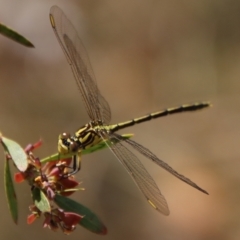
[58,123,103,154]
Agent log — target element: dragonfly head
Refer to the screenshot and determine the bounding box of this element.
[58,132,79,153]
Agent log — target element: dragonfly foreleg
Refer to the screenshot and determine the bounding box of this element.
[61,152,82,178]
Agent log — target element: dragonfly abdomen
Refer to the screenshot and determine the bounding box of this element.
[110,102,210,131]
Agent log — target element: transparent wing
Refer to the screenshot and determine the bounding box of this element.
[124,137,209,195]
[100,132,170,215]
[49,5,111,124]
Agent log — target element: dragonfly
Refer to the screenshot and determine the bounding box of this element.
[49,5,209,215]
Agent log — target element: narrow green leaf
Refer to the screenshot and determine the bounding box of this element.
[1,136,28,172]
[0,23,34,47]
[4,157,18,224]
[60,188,84,193]
[32,188,51,213]
[54,194,107,235]
[41,133,133,163]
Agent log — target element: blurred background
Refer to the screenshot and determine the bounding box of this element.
[0,0,240,239]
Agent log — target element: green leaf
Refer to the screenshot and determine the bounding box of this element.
[1,136,28,172]
[54,194,107,235]
[41,133,133,163]
[32,188,51,213]
[60,188,84,193]
[4,157,18,224]
[0,23,34,47]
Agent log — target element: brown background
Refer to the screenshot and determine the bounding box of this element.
[0,0,240,239]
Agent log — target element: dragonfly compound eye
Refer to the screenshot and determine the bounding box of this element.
[69,141,79,152]
[59,132,71,140]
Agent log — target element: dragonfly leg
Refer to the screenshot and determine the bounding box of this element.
[62,152,81,177]
[72,153,81,173]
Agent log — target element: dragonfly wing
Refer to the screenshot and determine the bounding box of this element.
[123,137,209,195]
[98,94,111,124]
[100,132,170,215]
[49,6,111,124]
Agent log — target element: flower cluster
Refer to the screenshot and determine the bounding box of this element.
[1,134,107,235]
[28,205,83,234]
[15,140,84,234]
